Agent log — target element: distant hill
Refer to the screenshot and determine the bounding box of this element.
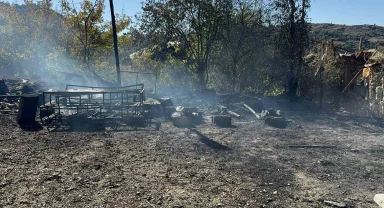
[311,23,384,52]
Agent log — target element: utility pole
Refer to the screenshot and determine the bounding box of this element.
[109,0,121,86]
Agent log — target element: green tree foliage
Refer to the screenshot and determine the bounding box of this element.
[0,0,312,95]
[0,0,62,77]
[0,0,130,82]
[140,0,229,89]
[60,0,130,79]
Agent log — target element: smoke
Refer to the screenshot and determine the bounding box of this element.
[0,1,126,91]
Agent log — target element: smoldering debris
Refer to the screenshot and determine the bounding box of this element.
[0,75,290,131]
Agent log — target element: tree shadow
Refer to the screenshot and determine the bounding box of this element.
[192,129,231,151]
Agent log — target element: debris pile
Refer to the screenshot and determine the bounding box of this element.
[0,98,19,112]
[3,78,41,95]
[172,106,203,127]
[0,78,43,114]
[162,90,290,129]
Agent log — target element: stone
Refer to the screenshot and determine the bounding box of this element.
[164,106,176,118]
[323,200,347,208]
[375,194,384,208]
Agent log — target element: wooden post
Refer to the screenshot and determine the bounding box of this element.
[109,0,121,86]
[17,94,39,124]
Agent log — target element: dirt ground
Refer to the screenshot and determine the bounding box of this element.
[0,97,384,208]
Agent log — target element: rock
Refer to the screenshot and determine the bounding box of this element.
[375,194,384,208]
[264,116,288,128]
[261,109,280,118]
[0,80,9,95]
[16,84,34,94]
[164,106,176,119]
[176,106,184,112]
[45,174,62,181]
[323,200,347,208]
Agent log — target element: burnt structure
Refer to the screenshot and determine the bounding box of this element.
[39,84,156,131]
[340,48,384,116]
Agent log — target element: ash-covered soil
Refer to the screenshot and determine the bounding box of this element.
[1,98,384,208]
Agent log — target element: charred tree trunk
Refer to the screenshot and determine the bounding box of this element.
[197,62,207,89]
[288,0,297,97]
[233,59,238,91]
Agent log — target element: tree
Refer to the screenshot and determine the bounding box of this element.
[60,0,130,80]
[60,0,105,73]
[0,0,63,77]
[221,0,264,91]
[271,0,311,96]
[140,0,228,88]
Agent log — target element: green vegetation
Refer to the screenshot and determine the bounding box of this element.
[3,0,381,96]
[311,23,384,52]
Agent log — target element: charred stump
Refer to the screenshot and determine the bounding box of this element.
[212,115,232,127]
[17,94,39,125]
[264,116,288,129]
[0,80,9,95]
[172,112,193,128]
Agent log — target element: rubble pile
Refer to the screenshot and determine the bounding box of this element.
[159,89,288,129]
[0,78,43,114]
[0,98,19,112]
[172,106,203,127]
[4,78,41,95]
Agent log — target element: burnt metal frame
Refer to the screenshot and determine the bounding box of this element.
[120,71,158,93]
[40,84,145,129]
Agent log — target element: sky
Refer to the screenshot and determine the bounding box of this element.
[5,0,384,26]
[309,0,384,26]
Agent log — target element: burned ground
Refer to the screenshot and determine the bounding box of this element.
[0,97,384,208]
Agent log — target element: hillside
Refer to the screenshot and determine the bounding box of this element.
[311,23,384,52]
